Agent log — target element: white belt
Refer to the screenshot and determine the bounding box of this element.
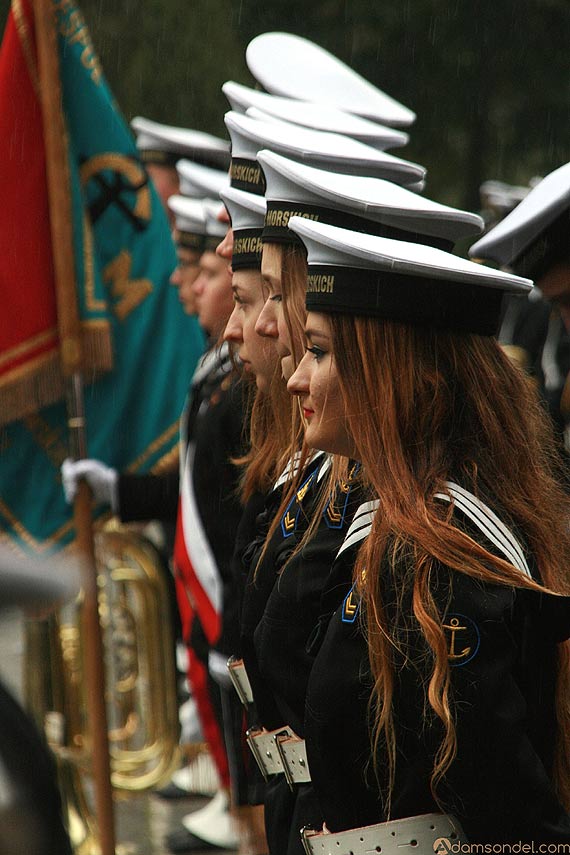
[246,726,311,785]
[227,656,254,705]
[301,813,467,855]
[275,733,311,788]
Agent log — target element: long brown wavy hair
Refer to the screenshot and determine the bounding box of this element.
[256,242,353,568]
[329,313,570,815]
[236,361,293,501]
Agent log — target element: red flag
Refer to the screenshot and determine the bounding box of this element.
[0,0,112,425]
[0,2,60,418]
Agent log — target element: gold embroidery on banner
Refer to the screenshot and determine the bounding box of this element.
[82,212,106,312]
[149,445,179,476]
[12,0,39,93]
[124,421,179,474]
[80,154,152,223]
[0,498,75,553]
[23,413,68,467]
[0,320,110,389]
[80,154,153,317]
[0,350,59,385]
[54,0,102,84]
[0,329,58,370]
[103,251,152,321]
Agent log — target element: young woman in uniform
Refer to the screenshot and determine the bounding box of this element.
[286,216,570,847]
[226,134,487,854]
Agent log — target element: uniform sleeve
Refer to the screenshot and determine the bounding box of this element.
[117,469,179,523]
[426,569,570,843]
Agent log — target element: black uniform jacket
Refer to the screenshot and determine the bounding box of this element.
[240,452,325,730]
[240,455,367,855]
[251,457,365,737]
[116,344,246,534]
[0,679,72,855]
[305,483,570,844]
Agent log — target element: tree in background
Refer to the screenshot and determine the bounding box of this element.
[1,0,568,211]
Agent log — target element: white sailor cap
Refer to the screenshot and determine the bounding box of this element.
[202,198,229,242]
[0,546,80,611]
[176,160,229,200]
[288,217,531,336]
[246,32,415,128]
[258,150,482,250]
[220,186,266,271]
[469,162,570,278]
[479,179,533,219]
[167,195,208,251]
[224,111,425,197]
[168,195,225,253]
[131,116,230,170]
[222,81,408,151]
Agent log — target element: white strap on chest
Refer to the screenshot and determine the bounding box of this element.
[336,499,380,559]
[435,481,531,578]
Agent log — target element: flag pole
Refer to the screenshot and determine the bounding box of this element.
[31,1,116,853]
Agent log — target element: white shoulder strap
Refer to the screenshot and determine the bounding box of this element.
[434,481,531,578]
[336,499,380,559]
[273,451,326,490]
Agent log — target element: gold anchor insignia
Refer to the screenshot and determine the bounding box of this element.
[443,616,471,661]
[344,591,358,618]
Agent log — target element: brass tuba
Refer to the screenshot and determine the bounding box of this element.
[24,519,181,853]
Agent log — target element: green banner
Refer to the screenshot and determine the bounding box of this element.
[0,0,205,554]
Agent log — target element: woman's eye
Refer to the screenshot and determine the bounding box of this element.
[306,345,326,361]
[270,293,283,304]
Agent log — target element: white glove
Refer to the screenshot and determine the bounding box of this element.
[61,458,119,511]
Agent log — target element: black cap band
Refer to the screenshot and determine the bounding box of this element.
[305,264,504,335]
[140,149,179,168]
[229,157,266,195]
[178,231,207,252]
[203,235,223,253]
[262,200,454,251]
[232,228,263,270]
[140,148,230,171]
[512,208,570,280]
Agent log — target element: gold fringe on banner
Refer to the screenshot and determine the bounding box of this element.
[0,322,113,427]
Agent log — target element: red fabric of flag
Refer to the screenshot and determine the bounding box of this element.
[0,1,60,421]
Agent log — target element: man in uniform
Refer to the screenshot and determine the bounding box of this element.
[470,161,570,452]
[131,116,229,219]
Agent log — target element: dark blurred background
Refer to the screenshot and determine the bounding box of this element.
[1,0,569,211]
